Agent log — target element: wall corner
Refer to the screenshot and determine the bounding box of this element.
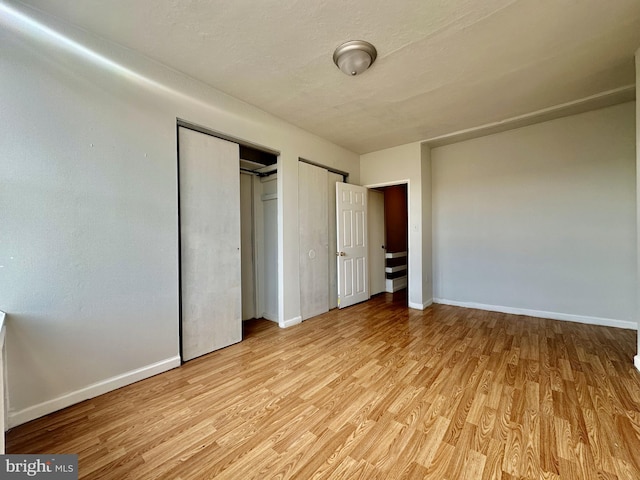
[420,143,433,305]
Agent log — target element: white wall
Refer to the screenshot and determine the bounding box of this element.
[360,142,433,309]
[431,102,637,328]
[0,2,358,426]
[0,311,5,447]
[421,144,433,305]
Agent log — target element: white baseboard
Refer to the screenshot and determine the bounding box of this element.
[408,299,433,310]
[635,356,640,373]
[280,316,301,329]
[433,298,637,330]
[8,355,181,429]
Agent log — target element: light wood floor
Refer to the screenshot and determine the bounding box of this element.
[8,293,640,479]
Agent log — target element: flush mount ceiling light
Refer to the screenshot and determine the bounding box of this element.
[333,40,377,76]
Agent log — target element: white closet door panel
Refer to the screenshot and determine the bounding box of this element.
[258,173,278,322]
[240,173,255,320]
[328,172,342,309]
[262,196,279,321]
[179,127,241,361]
[299,162,329,320]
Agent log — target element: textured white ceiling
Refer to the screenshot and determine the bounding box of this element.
[16,0,640,153]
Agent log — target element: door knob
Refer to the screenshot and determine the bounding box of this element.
[336,251,346,256]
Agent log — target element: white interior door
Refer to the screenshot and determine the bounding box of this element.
[336,183,369,308]
[179,127,241,361]
[368,189,386,296]
[299,162,329,320]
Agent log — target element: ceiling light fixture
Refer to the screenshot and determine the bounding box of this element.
[333,40,377,76]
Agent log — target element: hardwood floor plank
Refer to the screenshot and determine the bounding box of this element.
[7,292,640,479]
[481,438,505,480]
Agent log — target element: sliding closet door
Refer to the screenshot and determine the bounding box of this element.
[179,127,241,361]
[298,162,329,320]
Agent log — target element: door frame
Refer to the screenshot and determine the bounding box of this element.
[362,179,411,299]
[367,188,386,296]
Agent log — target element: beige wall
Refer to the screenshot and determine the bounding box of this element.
[421,144,433,305]
[1,4,359,426]
[431,102,636,327]
[360,142,433,309]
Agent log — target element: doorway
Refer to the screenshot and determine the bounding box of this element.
[238,155,279,323]
[368,184,408,296]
